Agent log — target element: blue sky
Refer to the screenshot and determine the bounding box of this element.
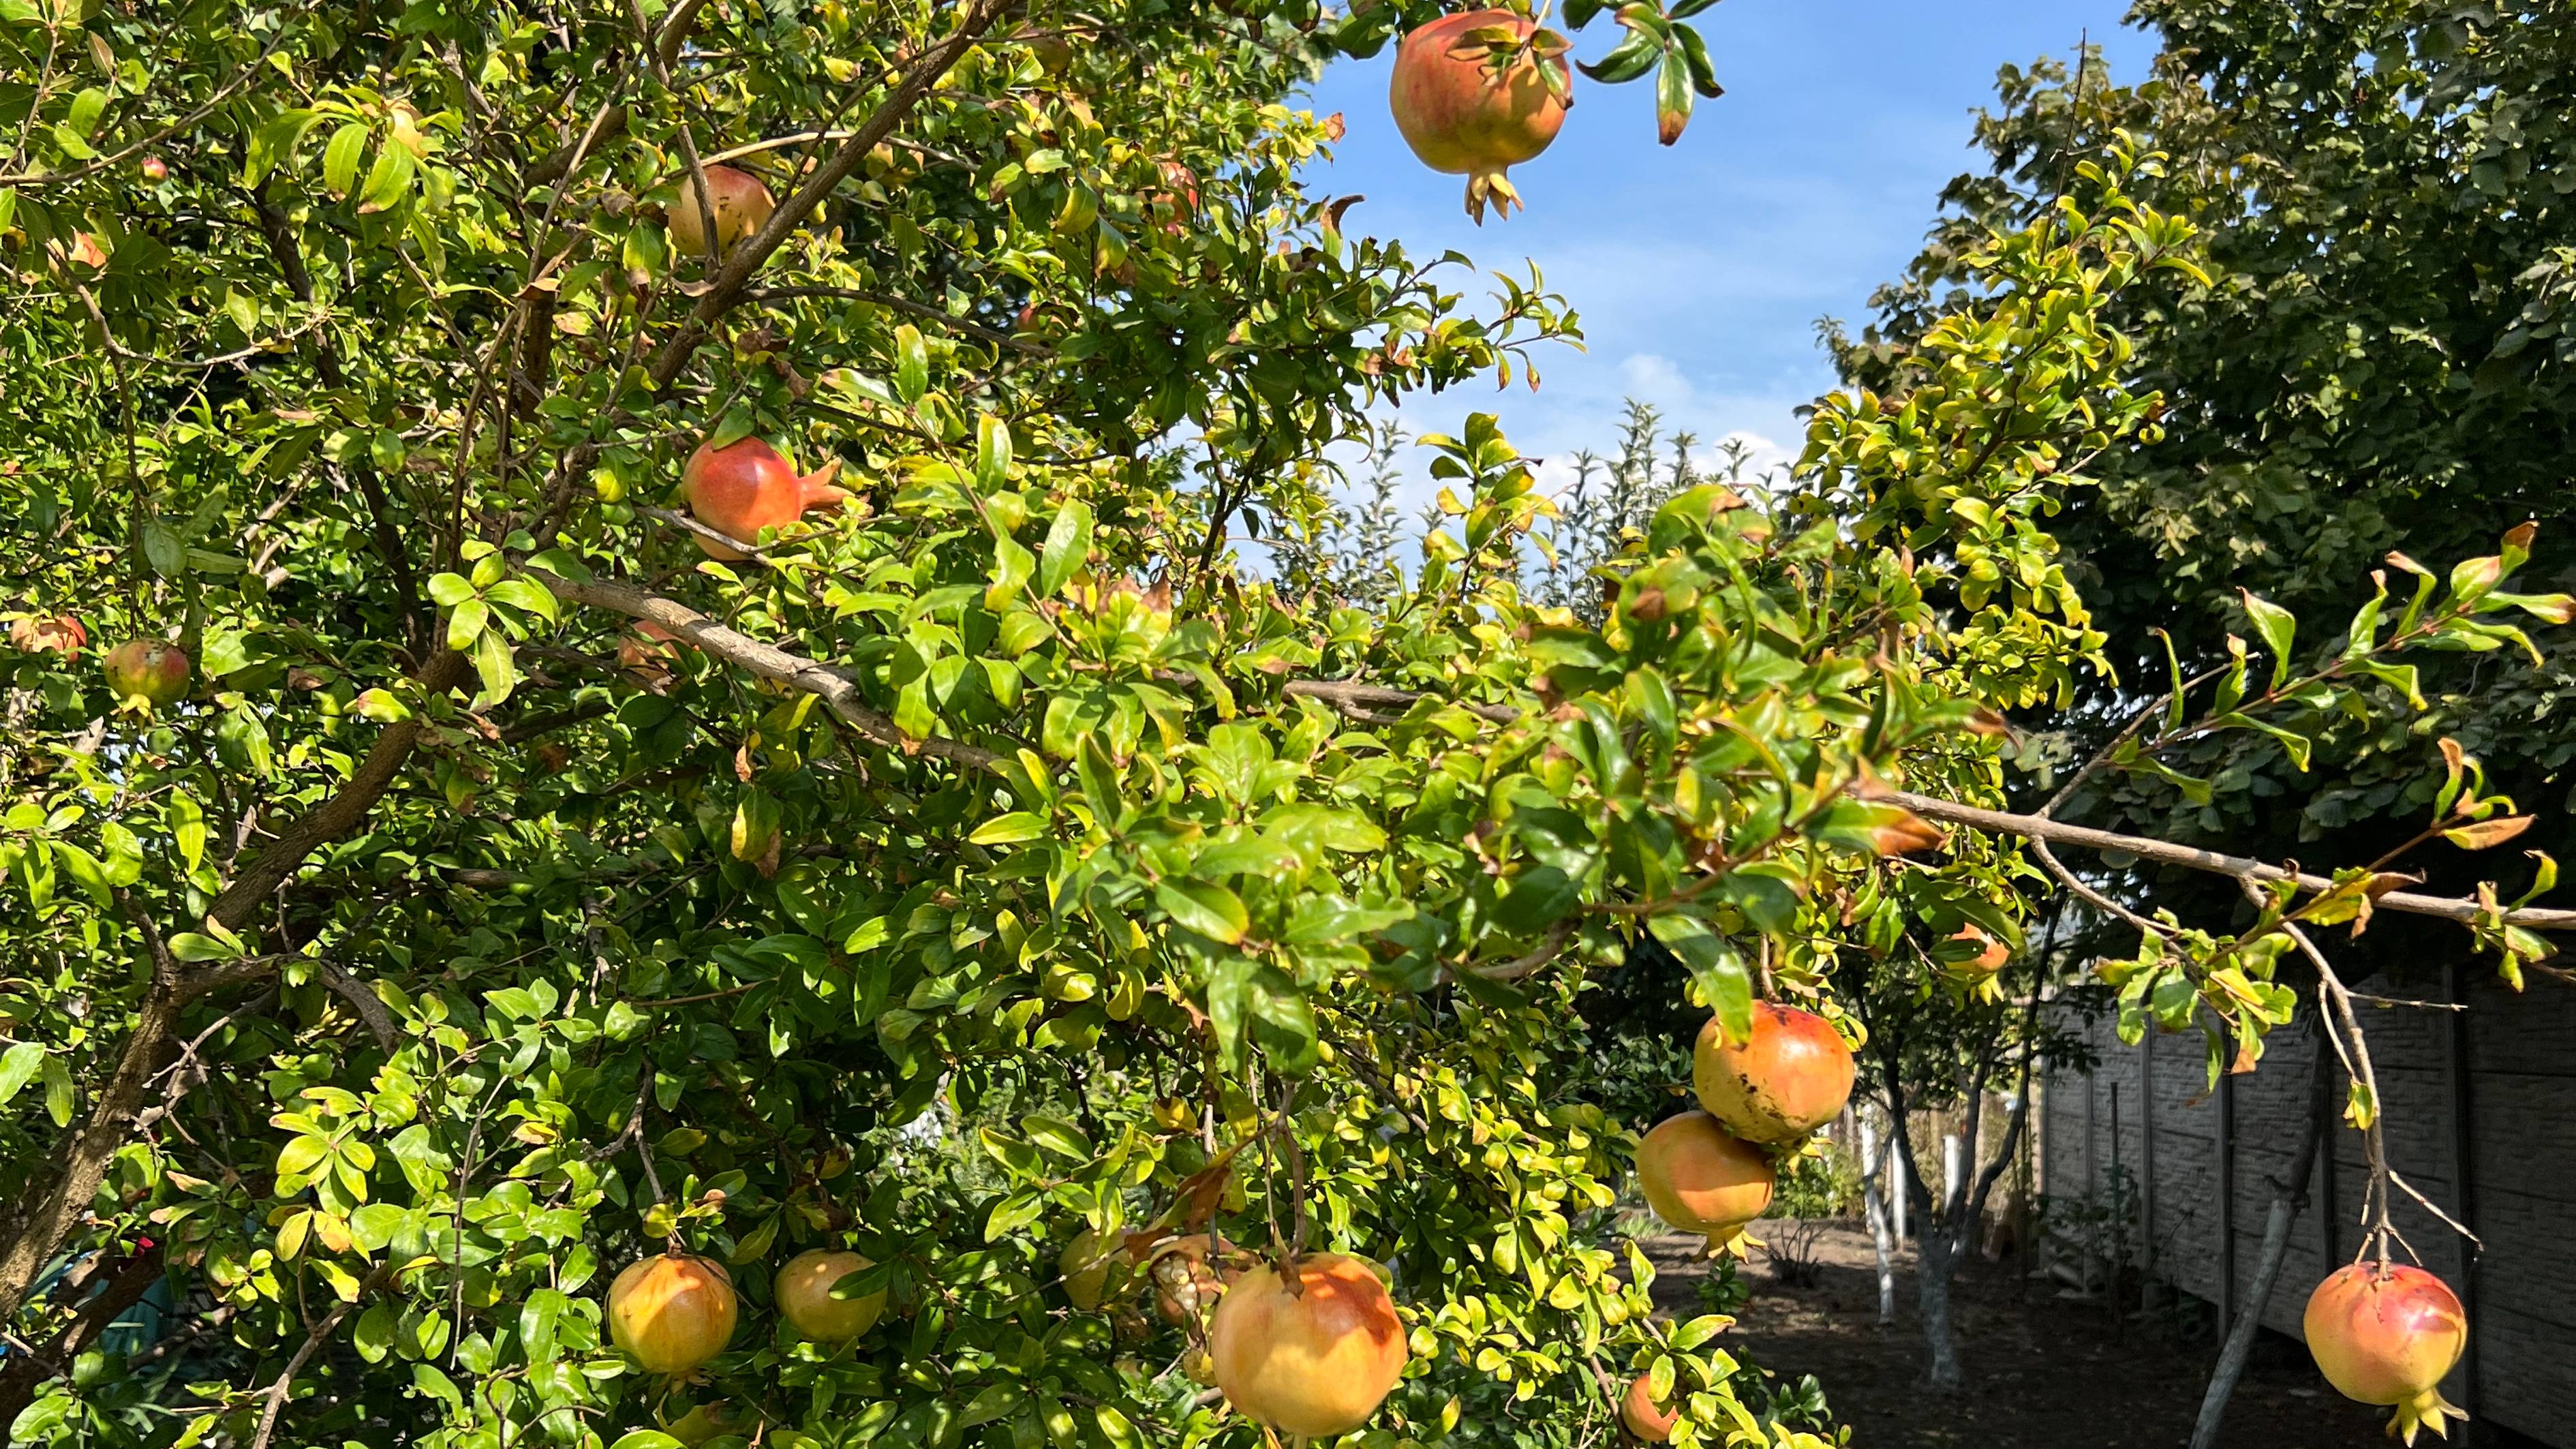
[1295,1,2159,494]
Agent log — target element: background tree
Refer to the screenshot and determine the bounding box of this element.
[1831,2,2576,956]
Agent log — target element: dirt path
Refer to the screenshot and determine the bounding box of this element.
[1641,1223,2391,1448]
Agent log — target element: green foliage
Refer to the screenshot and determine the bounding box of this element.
[1833,5,2576,877]
[1,6,2566,1449]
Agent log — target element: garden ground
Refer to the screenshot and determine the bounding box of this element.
[1644,1223,2396,1448]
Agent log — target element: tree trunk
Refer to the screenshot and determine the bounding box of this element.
[2189,1034,2332,1449]
[1916,1221,1964,1390]
[1861,1110,1897,1326]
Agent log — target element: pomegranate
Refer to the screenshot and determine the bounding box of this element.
[607,1253,737,1375]
[681,436,848,560]
[773,1248,883,1341]
[1693,1003,1855,1144]
[10,614,85,661]
[1621,1373,1678,1442]
[1949,925,2008,975]
[1061,1227,1117,1311]
[2303,1264,2468,1444]
[1207,1253,1408,1437]
[102,639,190,707]
[1635,1111,1773,1251]
[1148,1234,1238,1325]
[140,156,168,181]
[666,164,777,258]
[1387,10,1569,222]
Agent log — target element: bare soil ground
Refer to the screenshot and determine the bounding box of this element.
[1640,1222,2391,1448]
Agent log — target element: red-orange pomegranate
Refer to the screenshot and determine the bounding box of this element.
[1949,924,2008,975]
[1207,1253,1408,1437]
[1621,1373,1678,1442]
[102,639,190,707]
[1692,1003,1855,1144]
[10,614,85,661]
[607,1253,737,1375]
[1387,10,1569,222]
[1635,1111,1773,1251]
[2303,1263,2468,1444]
[666,164,777,258]
[681,437,848,560]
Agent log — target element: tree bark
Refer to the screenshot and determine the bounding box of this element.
[1860,1108,1897,1326]
[1915,1221,1963,1391]
[2188,1028,2332,1449]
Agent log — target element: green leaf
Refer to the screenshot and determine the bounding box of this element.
[472,626,518,706]
[166,932,241,962]
[1155,879,1248,945]
[322,122,369,200]
[2239,591,2297,690]
[1038,500,1093,598]
[976,414,1012,490]
[0,1042,44,1108]
[356,141,417,214]
[1650,915,1751,1043]
[1492,866,1580,934]
[893,324,929,405]
[967,811,1048,846]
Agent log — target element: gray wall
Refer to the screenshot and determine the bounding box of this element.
[2041,968,2576,1446]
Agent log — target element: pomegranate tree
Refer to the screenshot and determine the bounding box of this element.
[681,436,850,560]
[666,164,777,258]
[1691,1002,1854,1144]
[1206,1252,1407,1437]
[606,1253,737,1375]
[1635,1110,1773,1251]
[2303,1264,2468,1444]
[1387,10,1569,222]
[773,1248,883,1341]
[102,639,190,708]
[1621,1373,1678,1442]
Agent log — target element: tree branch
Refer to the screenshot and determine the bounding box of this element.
[536,570,1004,772]
[1888,791,2576,933]
[644,0,1020,390]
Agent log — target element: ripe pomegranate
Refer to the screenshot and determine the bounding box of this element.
[774,1247,883,1341]
[1635,1111,1773,1250]
[1207,1253,1408,1437]
[681,437,848,560]
[10,614,85,661]
[140,156,168,181]
[607,1253,737,1375]
[1148,1234,1238,1325]
[102,639,190,707]
[1061,1227,1117,1311]
[2303,1264,2468,1444]
[1621,1373,1678,1442]
[1692,1003,1855,1144]
[1949,925,2008,975]
[666,164,777,258]
[1388,10,1569,222]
